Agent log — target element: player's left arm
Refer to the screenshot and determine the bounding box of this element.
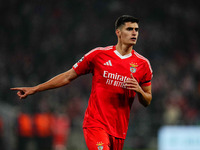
[137,85,152,107]
[125,74,152,107]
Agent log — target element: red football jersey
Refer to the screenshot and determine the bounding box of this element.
[73,45,153,139]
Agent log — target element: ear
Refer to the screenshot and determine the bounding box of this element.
[115,29,121,37]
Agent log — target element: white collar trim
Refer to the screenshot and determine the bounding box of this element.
[114,50,132,59]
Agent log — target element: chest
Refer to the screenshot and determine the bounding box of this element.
[93,52,145,84]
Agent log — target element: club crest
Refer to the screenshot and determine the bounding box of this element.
[96,142,104,150]
[130,63,138,73]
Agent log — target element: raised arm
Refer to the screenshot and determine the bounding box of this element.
[10,68,78,99]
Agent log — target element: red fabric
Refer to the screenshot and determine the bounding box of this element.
[34,113,53,137]
[18,113,33,137]
[73,45,152,139]
[52,115,70,146]
[83,127,124,150]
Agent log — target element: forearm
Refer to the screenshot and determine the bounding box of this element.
[35,73,68,92]
[137,89,152,107]
[35,68,77,93]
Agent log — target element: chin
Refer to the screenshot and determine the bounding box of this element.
[129,41,137,45]
[125,41,136,46]
[132,41,137,45]
[130,42,136,46]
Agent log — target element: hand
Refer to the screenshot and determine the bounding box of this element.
[125,74,152,107]
[124,74,142,93]
[10,87,37,99]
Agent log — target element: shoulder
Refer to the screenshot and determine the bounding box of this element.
[133,50,153,73]
[133,50,149,62]
[85,46,114,57]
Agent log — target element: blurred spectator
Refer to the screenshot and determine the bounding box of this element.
[16,112,33,150]
[52,110,70,150]
[33,100,54,150]
[33,112,54,150]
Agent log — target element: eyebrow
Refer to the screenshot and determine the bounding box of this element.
[127,27,133,30]
[126,27,139,31]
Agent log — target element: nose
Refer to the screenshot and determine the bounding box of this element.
[132,30,137,35]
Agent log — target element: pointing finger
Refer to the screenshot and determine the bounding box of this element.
[10,87,22,91]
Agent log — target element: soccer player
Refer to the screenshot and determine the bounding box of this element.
[11,15,153,150]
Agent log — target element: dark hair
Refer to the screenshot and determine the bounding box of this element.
[115,15,139,30]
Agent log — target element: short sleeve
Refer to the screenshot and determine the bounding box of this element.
[72,48,101,75]
[140,61,153,86]
[72,54,93,75]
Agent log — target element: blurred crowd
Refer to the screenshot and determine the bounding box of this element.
[1,0,200,149]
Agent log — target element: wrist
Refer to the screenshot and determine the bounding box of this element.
[34,85,40,93]
[137,86,143,94]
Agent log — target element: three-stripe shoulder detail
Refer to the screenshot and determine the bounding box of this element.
[134,51,153,73]
[85,46,113,56]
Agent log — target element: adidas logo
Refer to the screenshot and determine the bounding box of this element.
[104,60,112,66]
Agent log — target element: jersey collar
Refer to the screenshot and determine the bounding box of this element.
[113,45,133,59]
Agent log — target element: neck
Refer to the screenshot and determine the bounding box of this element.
[116,43,133,56]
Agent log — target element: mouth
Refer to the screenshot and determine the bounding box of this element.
[131,37,136,41]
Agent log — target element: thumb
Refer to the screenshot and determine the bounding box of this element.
[130,73,134,79]
[16,89,28,99]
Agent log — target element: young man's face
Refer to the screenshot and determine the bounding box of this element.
[116,22,139,46]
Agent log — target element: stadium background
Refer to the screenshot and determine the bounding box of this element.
[0,0,200,149]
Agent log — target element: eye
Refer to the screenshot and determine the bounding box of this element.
[126,27,133,31]
[135,28,139,32]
